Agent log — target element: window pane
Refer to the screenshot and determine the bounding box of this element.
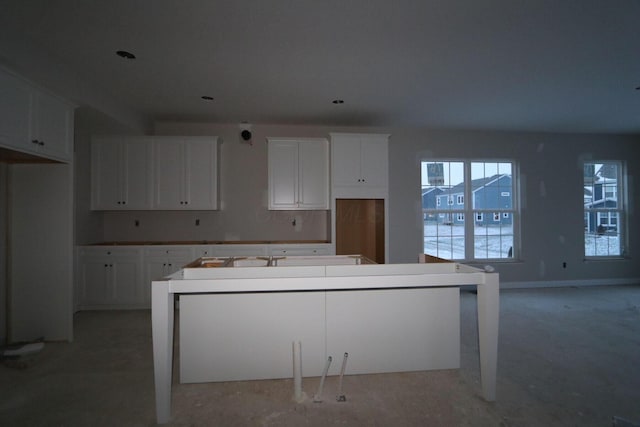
[584,162,623,257]
[422,161,465,259]
[424,221,465,259]
[474,212,514,259]
[472,162,513,210]
[423,160,516,261]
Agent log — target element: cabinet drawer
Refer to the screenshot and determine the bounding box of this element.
[143,246,194,259]
[78,246,142,258]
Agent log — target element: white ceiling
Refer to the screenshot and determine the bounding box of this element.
[1,0,639,133]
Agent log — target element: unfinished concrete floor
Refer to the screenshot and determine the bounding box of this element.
[1,285,639,426]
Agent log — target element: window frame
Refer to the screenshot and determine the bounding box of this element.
[421,159,519,262]
[583,161,627,259]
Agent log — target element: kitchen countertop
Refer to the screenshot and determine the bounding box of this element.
[88,240,331,246]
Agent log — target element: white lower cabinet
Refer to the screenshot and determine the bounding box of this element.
[143,247,195,306]
[77,247,143,309]
[76,243,333,310]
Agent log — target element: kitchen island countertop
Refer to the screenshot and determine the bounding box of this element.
[88,240,331,246]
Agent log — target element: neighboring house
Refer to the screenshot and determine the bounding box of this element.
[584,174,618,233]
[421,187,444,220]
[425,174,513,226]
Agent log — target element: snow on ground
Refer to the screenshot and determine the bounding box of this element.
[423,223,620,259]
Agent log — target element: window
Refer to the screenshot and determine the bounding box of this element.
[584,162,626,257]
[421,160,517,260]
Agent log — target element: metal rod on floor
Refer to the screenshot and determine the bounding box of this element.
[313,356,332,402]
[336,352,348,401]
[292,341,303,402]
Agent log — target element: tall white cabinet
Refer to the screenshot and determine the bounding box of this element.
[267,137,329,210]
[330,133,390,263]
[1,67,75,343]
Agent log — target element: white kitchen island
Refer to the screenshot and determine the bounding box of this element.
[151,255,499,424]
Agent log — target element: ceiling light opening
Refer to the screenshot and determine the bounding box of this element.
[116,50,136,59]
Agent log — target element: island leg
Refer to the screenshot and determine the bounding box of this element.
[476,273,499,401]
[152,280,174,424]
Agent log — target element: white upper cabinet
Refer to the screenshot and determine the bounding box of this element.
[0,70,31,149]
[330,133,389,198]
[154,136,220,210]
[91,136,154,210]
[0,67,74,162]
[31,90,74,160]
[267,137,329,210]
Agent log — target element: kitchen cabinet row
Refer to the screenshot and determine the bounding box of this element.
[91,136,220,210]
[267,133,389,209]
[0,67,74,162]
[91,133,388,211]
[75,243,333,309]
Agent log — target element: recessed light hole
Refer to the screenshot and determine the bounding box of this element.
[116,50,136,59]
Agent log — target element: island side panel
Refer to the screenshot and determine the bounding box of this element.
[179,291,326,383]
[325,287,460,375]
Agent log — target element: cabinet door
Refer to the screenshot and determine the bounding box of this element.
[331,136,362,186]
[111,260,140,305]
[0,70,32,149]
[331,133,389,198]
[268,140,298,209]
[154,140,185,209]
[359,137,388,188]
[298,140,329,209]
[91,139,122,209]
[79,261,110,306]
[122,139,153,209]
[184,139,218,209]
[32,90,73,161]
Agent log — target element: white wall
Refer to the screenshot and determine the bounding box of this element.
[9,163,74,342]
[388,128,639,285]
[74,120,639,286]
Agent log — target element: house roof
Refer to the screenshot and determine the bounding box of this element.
[1,0,639,133]
[596,164,618,180]
[436,174,511,196]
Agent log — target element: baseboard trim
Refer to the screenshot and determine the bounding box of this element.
[500,278,640,289]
